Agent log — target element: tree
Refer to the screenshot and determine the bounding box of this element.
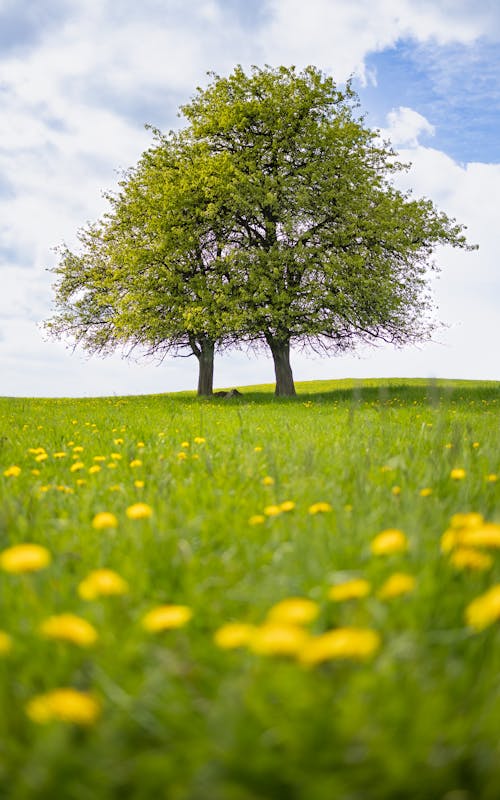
[45,131,238,395]
[181,65,475,395]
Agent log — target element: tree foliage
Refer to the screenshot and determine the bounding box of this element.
[46,65,474,396]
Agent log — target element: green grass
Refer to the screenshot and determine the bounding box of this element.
[1,377,500,799]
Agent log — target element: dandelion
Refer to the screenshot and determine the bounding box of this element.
[92,512,118,530]
[299,627,381,665]
[0,543,51,574]
[31,469,40,476]
[261,476,275,486]
[137,442,145,448]
[39,614,98,647]
[328,578,371,602]
[3,466,21,477]
[193,437,205,444]
[126,503,153,520]
[371,529,408,556]
[78,569,129,600]
[0,631,13,655]
[263,505,282,517]
[129,459,142,468]
[88,465,101,475]
[460,523,500,549]
[214,623,256,649]
[93,456,106,462]
[450,548,493,571]
[35,453,48,462]
[249,624,308,656]
[72,446,84,453]
[134,480,145,488]
[113,438,124,445]
[465,585,500,631]
[141,604,192,632]
[254,446,263,452]
[391,486,401,496]
[177,452,188,461]
[450,468,466,481]
[110,453,122,461]
[53,452,67,459]
[180,442,190,449]
[75,479,87,486]
[266,597,319,626]
[70,461,85,473]
[377,573,416,599]
[419,488,433,497]
[472,442,480,448]
[26,688,100,726]
[249,514,265,525]
[486,474,498,483]
[308,502,332,514]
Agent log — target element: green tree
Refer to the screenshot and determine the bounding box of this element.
[181,65,475,395]
[45,132,238,395]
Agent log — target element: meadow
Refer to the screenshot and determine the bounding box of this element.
[1,377,500,799]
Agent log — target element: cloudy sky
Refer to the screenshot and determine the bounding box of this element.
[1,0,499,396]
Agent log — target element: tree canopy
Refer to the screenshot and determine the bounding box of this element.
[45,65,474,396]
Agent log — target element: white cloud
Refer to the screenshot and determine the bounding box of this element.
[381,106,435,147]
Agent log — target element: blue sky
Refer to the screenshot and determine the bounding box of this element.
[0,0,499,396]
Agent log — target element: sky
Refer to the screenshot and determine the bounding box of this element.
[1,0,499,397]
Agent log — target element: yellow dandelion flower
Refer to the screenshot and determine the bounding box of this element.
[70,461,85,473]
[78,569,129,600]
[31,469,40,476]
[141,604,192,632]
[419,487,433,497]
[180,441,190,449]
[308,502,332,514]
[39,614,98,647]
[35,453,48,462]
[134,480,145,488]
[299,627,381,665]
[75,479,87,486]
[377,573,416,599]
[460,523,500,549]
[26,688,100,726]
[450,548,493,571]
[0,630,13,655]
[391,486,401,496]
[486,474,498,483]
[370,529,408,555]
[279,501,295,512]
[193,437,205,444]
[465,585,500,631]
[53,452,67,459]
[93,456,106,462]
[177,451,188,460]
[88,465,101,475]
[3,465,21,477]
[249,624,308,656]
[72,446,84,453]
[92,512,118,530]
[137,442,145,448]
[249,514,265,525]
[450,468,466,481]
[254,446,263,452]
[214,622,256,649]
[261,476,275,486]
[113,438,124,446]
[107,462,117,469]
[129,459,142,468]
[264,505,282,517]
[126,503,153,520]
[472,442,480,448]
[266,597,319,626]
[0,543,51,574]
[328,578,371,602]
[110,453,122,460]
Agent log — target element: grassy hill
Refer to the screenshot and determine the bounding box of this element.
[1,378,499,798]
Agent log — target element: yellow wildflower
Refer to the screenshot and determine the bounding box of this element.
[308,502,332,514]
[299,627,381,665]
[177,451,188,460]
[254,446,263,452]
[377,573,416,599]
[39,614,98,647]
[450,468,466,480]
[26,688,100,726]
[180,441,190,448]
[419,488,433,497]
[214,623,256,649]
[72,446,84,453]
[193,437,205,444]
[279,501,295,512]
[141,604,192,632]
[92,512,118,530]
[110,453,122,460]
[31,469,40,476]
[53,452,67,459]
[76,479,87,486]
[126,503,153,520]
[0,630,13,655]
[88,465,101,475]
[328,578,371,602]
[465,585,500,631]
[450,548,493,571]
[460,523,500,549]
[134,480,145,488]
[263,505,282,517]
[266,597,319,626]
[391,486,401,496]
[78,569,129,600]
[3,465,21,477]
[35,453,48,462]
[93,456,106,462]
[261,476,275,486]
[137,442,145,448]
[370,529,408,555]
[486,474,498,483]
[129,459,142,468]
[113,438,124,446]
[70,461,85,472]
[0,543,51,573]
[249,514,265,525]
[249,624,308,656]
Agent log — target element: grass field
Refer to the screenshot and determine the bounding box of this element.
[1,377,500,799]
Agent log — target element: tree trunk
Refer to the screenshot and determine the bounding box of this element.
[196,340,214,396]
[268,339,296,397]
